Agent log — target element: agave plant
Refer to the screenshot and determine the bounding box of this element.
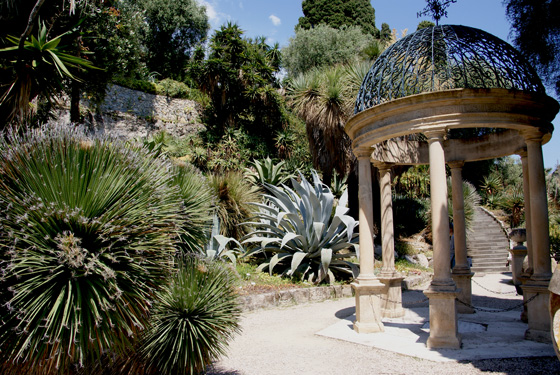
[243,171,359,284]
[244,156,294,188]
[0,124,183,373]
[135,255,241,375]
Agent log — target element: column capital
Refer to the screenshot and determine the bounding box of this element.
[424,129,446,143]
[354,147,372,159]
[374,162,394,172]
[520,128,545,144]
[447,160,465,169]
[516,147,528,158]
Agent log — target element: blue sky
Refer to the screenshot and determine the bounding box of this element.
[196,0,560,169]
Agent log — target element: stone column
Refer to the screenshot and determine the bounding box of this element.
[377,163,404,318]
[449,161,474,314]
[351,148,385,333]
[521,130,552,343]
[518,149,534,277]
[423,130,461,349]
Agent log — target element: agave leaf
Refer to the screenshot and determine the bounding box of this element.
[206,249,217,260]
[280,232,304,249]
[270,253,292,274]
[289,252,307,275]
[222,250,237,265]
[213,235,242,253]
[256,262,270,272]
[335,189,350,216]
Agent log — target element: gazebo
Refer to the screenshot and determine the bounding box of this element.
[345,25,559,349]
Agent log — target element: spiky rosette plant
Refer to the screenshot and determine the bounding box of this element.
[171,162,215,254]
[243,170,359,284]
[134,255,241,375]
[0,124,184,374]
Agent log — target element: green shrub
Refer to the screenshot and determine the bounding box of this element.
[135,255,241,375]
[243,171,359,284]
[393,195,429,238]
[0,124,184,373]
[208,172,260,241]
[172,162,214,254]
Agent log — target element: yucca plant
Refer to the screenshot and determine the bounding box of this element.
[171,162,214,254]
[134,255,241,375]
[243,170,359,284]
[208,171,260,241]
[0,124,183,374]
[244,156,294,188]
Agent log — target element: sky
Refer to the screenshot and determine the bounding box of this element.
[196,0,560,169]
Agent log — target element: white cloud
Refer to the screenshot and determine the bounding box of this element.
[197,0,219,24]
[269,14,281,26]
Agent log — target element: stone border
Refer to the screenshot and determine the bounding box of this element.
[238,273,433,311]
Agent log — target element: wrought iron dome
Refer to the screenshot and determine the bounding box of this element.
[355,25,546,113]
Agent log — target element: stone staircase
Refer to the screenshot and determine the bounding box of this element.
[466,207,510,274]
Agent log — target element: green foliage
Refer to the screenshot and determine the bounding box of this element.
[243,171,359,284]
[393,195,430,238]
[447,179,481,231]
[286,64,360,184]
[0,123,183,373]
[244,157,295,188]
[297,0,380,37]
[188,23,286,145]
[395,241,418,258]
[0,22,97,124]
[134,256,241,375]
[282,24,374,77]
[505,0,560,97]
[417,20,436,30]
[132,0,209,80]
[208,171,260,241]
[172,162,214,254]
[112,77,209,103]
[393,165,431,199]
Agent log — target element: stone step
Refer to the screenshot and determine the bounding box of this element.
[471,266,510,273]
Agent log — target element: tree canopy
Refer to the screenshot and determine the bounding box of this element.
[282,24,374,77]
[296,0,380,37]
[504,0,560,98]
[131,0,209,80]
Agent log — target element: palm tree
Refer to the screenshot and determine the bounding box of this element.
[286,65,355,186]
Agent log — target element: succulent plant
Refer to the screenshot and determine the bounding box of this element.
[243,170,359,284]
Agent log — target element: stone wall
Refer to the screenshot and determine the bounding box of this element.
[60,84,204,139]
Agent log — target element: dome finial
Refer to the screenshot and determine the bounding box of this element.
[417,0,458,26]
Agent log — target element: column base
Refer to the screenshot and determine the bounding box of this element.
[378,273,405,318]
[452,271,474,314]
[522,281,552,343]
[352,277,385,333]
[424,285,462,349]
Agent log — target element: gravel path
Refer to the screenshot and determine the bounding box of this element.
[208,275,560,375]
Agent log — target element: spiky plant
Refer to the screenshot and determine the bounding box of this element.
[134,255,241,375]
[208,171,260,241]
[171,162,214,254]
[0,124,184,374]
[244,157,294,188]
[243,170,359,284]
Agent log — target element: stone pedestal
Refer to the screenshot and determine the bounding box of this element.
[379,273,405,318]
[424,287,462,349]
[509,247,528,286]
[509,228,528,287]
[352,277,386,333]
[522,281,552,343]
[452,271,475,314]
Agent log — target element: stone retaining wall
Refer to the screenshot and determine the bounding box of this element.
[59,84,204,139]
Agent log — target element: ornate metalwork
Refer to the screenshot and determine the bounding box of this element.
[355,25,546,113]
